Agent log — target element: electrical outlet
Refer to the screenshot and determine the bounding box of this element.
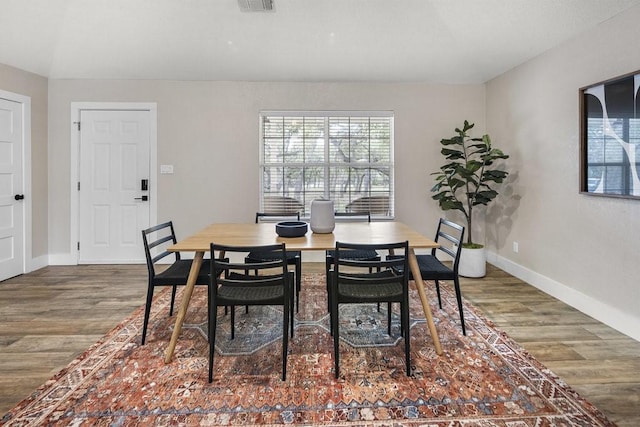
[512,241,519,253]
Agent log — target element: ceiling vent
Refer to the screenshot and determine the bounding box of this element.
[238,0,274,12]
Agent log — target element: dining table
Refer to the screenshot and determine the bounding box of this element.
[164,221,443,363]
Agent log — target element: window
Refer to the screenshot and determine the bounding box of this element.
[260,111,394,218]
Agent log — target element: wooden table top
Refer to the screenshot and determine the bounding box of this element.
[168,221,438,252]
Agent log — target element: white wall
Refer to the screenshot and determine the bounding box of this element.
[486,5,640,340]
[47,80,485,258]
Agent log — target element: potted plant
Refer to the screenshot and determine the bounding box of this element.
[431,120,509,277]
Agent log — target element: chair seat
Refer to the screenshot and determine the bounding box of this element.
[413,255,455,280]
[247,250,301,262]
[339,283,403,301]
[154,259,211,285]
[218,284,285,304]
[326,249,379,260]
[336,270,403,301]
[392,254,455,281]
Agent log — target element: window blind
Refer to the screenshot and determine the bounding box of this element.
[260,111,394,218]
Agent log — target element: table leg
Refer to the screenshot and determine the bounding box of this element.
[408,248,443,355]
[164,251,204,363]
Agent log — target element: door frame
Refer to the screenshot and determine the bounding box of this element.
[70,102,157,264]
[0,89,32,275]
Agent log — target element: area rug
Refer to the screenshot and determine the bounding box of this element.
[2,274,614,426]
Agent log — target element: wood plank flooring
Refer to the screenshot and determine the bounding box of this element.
[1,263,638,424]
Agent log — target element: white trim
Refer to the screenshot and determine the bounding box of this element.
[261,110,394,117]
[0,89,32,274]
[488,251,640,342]
[70,102,158,265]
[48,253,78,265]
[30,254,48,271]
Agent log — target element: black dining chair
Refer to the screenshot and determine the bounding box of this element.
[141,221,211,345]
[392,218,467,335]
[325,212,380,310]
[208,243,294,382]
[245,212,302,312]
[328,241,411,378]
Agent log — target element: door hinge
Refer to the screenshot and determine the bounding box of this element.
[74,121,81,131]
[77,182,80,191]
[77,242,80,250]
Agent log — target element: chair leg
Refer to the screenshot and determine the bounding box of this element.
[230,306,236,339]
[435,280,443,309]
[387,302,392,335]
[402,299,411,376]
[169,285,178,316]
[208,295,217,383]
[289,272,295,338]
[453,277,466,336]
[295,257,301,313]
[141,285,155,345]
[325,256,332,312]
[327,275,334,336]
[283,297,289,381]
[331,301,340,378]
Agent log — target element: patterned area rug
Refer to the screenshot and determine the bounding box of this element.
[2,274,614,426]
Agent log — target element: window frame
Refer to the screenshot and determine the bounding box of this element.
[259,110,395,219]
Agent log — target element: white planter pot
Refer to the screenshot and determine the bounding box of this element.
[458,246,486,278]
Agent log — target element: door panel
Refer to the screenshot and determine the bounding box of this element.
[0,98,23,281]
[79,110,150,263]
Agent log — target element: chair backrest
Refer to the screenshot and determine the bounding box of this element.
[345,196,390,216]
[255,212,300,223]
[141,221,180,278]
[261,196,303,216]
[333,241,409,286]
[433,218,465,272]
[210,243,290,289]
[334,211,371,222]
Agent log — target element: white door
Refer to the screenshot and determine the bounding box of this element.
[79,110,150,263]
[0,98,24,280]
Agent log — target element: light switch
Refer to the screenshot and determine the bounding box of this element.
[160,164,174,174]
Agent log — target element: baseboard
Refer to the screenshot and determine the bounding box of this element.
[27,255,49,272]
[487,251,640,342]
[48,253,78,265]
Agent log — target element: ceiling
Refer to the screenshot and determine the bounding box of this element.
[2,0,640,83]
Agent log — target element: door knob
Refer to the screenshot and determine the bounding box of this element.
[14,194,25,200]
[134,195,149,201]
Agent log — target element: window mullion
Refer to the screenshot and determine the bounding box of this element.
[324,117,330,199]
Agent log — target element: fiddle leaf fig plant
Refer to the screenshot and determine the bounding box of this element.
[431,120,509,247]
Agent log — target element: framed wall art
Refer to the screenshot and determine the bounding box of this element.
[580,70,640,199]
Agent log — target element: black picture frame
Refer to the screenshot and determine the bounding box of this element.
[580,70,640,199]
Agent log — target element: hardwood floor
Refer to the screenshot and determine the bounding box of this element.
[1,263,638,424]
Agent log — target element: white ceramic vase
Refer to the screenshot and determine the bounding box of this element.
[310,199,335,233]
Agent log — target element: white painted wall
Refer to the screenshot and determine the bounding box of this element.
[485,5,640,340]
[47,80,485,259]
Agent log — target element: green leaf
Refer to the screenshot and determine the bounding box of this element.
[439,199,464,211]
